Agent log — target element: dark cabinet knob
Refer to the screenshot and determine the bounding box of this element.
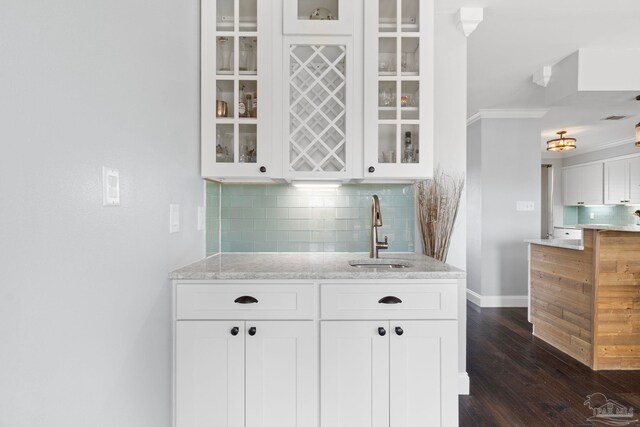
[378,327,386,336]
[378,296,402,304]
[234,295,258,304]
[248,327,257,336]
[368,166,375,173]
[230,326,239,336]
[395,326,404,336]
[259,166,267,173]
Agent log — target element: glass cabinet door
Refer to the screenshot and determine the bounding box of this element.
[364,0,433,179]
[201,0,271,179]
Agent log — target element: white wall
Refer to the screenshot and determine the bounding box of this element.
[433,11,467,270]
[466,121,482,295]
[467,117,542,304]
[541,157,565,228]
[0,1,204,426]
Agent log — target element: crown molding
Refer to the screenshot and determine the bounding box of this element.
[561,137,636,158]
[457,8,484,37]
[466,108,549,126]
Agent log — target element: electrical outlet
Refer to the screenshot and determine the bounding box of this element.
[102,167,120,206]
[516,201,534,211]
[590,212,595,219]
[197,206,204,231]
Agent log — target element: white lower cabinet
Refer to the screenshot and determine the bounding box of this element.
[174,280,460,427]
[176,320,316,427]
[321,320,458,427]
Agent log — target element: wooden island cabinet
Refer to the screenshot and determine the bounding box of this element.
[528,226,640,370]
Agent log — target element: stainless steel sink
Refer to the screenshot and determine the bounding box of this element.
[349,259,413,269]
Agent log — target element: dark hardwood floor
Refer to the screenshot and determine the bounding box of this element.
[459,305,640,426]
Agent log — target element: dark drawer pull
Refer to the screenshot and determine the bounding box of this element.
[248,327,257,336]
[378,296,402,304]
[378,327,386,336]
[234,295,258,304]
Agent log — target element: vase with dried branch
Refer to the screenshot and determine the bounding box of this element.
[415,169,464,262]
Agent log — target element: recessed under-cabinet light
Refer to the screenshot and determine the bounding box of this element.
[291,181,342,189]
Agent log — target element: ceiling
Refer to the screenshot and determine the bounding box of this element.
[436,0,640,155]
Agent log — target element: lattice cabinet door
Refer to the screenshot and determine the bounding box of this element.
[363,0,434,179]
[284,36,353,179]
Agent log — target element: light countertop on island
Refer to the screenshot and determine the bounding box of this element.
[525,238,584,250]
[169,252,465,281]
[577,224,640,232]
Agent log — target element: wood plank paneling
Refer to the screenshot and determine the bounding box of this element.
[530,229,640,370]
[530,230,595,368]
[594,231,640,370]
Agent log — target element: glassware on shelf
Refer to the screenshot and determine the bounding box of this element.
[248,38,257,72]
[401,53,409,72]
[218,37,232,72]
[383,150,396,163]
[216,100,228,117]
[239,42,249,72]
[380,89,392,106]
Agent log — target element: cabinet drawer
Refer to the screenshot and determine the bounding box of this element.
[177,284,315,320]
[553,228,582,239]
[321,283,457,320]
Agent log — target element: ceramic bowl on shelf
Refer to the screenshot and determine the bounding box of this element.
[309,7,335,20]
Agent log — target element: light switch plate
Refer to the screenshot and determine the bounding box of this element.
[102,167,120,206]
[169,204,180,233]
[516,201,535,211]
[197,206,204,231]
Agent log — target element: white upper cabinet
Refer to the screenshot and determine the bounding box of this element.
[563,163,603,206]
[604,158,629,204]
[201,0,273,180]
[283,0,355,35]
[202,0,433,181]
[604,156,640,204]
[363,0,434,179]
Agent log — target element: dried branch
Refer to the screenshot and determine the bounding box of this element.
[415,168,464,262]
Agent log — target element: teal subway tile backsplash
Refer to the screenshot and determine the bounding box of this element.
[205,182,221,256]
[207,183,416,253]
[563,204,640,227]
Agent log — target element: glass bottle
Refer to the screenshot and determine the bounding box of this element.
[251,91,257,118]
[403,131,413,163]
[245,92,253,117]
[238,84,247,117]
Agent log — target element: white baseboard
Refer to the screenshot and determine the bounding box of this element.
[466,289,528,308]
[458,372,469,395]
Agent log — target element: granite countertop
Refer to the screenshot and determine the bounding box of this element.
[577,224,640,232]
[525,238,584,250]
[169,252,466,280]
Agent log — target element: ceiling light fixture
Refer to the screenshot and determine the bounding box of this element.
[546,131,577,152]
